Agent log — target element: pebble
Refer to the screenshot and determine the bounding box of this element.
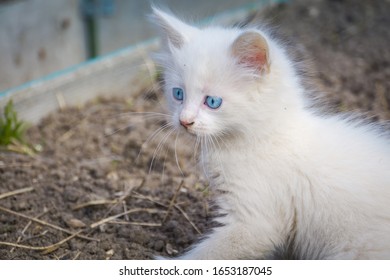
[153,240,165,251]
[15,201,29,211]
[65,218,86,228]
[63,185,80,202]
[117,226,132,238]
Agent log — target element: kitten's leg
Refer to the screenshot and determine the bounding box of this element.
[175,222,276,260]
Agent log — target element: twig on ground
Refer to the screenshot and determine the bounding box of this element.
[108,220,162,227]
[0,231,82,254]
[10,209,49,253]
[90,208,164,229]
[0,205,98,242]
[132,188,202,235]
[55,251,71,260]
[72,199,118,210]
[22,230,49,243]
[0,163,33,168]
[100,178,145,218]
[162,180,183,224]
[175,205,202,235]
[0,187,34,200]
[57,122,82,143]
[131,192,167,208]
[73,251,81,260]
[122,201,129,221]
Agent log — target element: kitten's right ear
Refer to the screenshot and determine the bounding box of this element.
[231,31,270,74]
[151,7,197,49]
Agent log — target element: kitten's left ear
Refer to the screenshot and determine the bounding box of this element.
[231,31,270,74]
[151,7,197,49]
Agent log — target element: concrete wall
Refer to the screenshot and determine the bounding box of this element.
[97,0,266,54]
[0,0,86,92]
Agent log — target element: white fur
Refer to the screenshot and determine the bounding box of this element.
[152,7,390,259]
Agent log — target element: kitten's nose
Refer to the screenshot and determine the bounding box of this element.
[180,120,194,128]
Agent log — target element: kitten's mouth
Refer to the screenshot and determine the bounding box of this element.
[177,124,198,136]
[178,122,208,136]
[179,122,197,135]
[182,127,197,135]
[184,128,211,138]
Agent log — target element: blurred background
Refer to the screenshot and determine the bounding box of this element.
[0,0,278,93]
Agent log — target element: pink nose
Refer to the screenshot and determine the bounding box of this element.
[180,120,194,128]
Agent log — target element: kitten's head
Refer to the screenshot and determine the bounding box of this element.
[152,7,299,140]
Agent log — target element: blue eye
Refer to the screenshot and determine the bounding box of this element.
[172,87,184,101]
[205,96,223,109]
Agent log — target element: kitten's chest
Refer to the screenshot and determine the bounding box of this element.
[206,145,281,190]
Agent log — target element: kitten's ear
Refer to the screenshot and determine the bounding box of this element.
[231,31,270,74]
[151,7,197,49]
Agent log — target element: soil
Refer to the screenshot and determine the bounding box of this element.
[1,0,389,260]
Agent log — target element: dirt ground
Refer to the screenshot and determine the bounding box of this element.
[1,0,389,260]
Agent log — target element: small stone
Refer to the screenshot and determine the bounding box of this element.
[117,226,132,238]
[107,171,119,181]
[66,218,86,228]
[106,249,115,259]
[154,240,165,252]
[129,228,148,245]
[63,186,80,202]
[69,239,83,251]
[15,201,29,211]
[165,243,178,256]
[165,220,179,231]
[308,7,319,18]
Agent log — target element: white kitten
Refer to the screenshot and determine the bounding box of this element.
[151,7,390,259]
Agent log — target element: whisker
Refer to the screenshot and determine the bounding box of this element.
[104,124,134,137]
[200,136,211,182]
[110,111,172,119]
[104,111,173,138]
[214,133,229,150]
[206,136,214,181]
[174,129,184,177]
[160,141,170,185]
[193,135,200,162]
[148,126,176,174]
[136,122,174,164]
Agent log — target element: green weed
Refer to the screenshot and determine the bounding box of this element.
[0,99,34,155]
